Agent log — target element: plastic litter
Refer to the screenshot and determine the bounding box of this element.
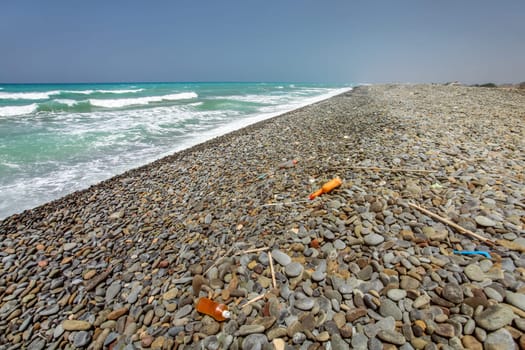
[452,250,491,259]
[196,297,231,321]
[309,177,342,200]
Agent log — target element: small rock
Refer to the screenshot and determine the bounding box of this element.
[364,233,384,246]
[484,328,516,350]
[379,299,403,320]
[237,324,265,336]
[505,291,525,312]
[175,304,193,319]
[285,262,303,278]
[442,283,464,304]
[294,298,315,311]
[434,323,455,338]
[74,331,91,348]
[475,216,496,227]
[464,264,486,282]
[63,242,77,251]
[107,307,128,320]
[400,275,420,290]
[163,288,178,300]
[332,333,351,350]
[461,335,482,350]
[62,320,91,331]
[271,249,291,266]
[387,289,407,301]
[377,329,406,345]
[475,304,515,331]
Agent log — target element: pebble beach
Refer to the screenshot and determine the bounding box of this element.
[1,84,524,349]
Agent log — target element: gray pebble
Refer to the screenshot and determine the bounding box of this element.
[271,249,291,266]
[364,233,384,246]
[285,262,303,277]
[74,331,91,348]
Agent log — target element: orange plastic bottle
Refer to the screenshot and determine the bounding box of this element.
[196,297,231,321]
[309,177,342,200]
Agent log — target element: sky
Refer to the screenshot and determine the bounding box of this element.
[1,0,524,84]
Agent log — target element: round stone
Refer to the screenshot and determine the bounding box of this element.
[484,328,516,350]
[475,216,496,227]
[379,299,402,320]
[271,249,292,266]
[442,283,464,304]
[285,262,303,278]
[364,233,384,246]
[387,289,407,302]
[505,291,525,312]
[74,331,91,348]
[377,329,406,345]
[294,298,315,311]
[464,264,485,282]
[475,305,515,331]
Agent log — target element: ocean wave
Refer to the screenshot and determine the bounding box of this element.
[89,92,198,108]
[0,103,38,117]
[54,99,78,106]
[62,90,95,95]
[0,91,61,100]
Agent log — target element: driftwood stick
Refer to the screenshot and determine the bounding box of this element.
[241,293,266,308]
[234,247,270,256]
[351,166,435,174]
[408,202,493,245]
[268,251,277,290]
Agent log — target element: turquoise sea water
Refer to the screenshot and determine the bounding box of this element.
[0,82,350,219]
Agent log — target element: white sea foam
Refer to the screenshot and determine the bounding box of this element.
[89,92,197,108]
[0,103,38,117]
[54,99,78,106]
[226,94,287,104]
[62,90,95,95]
[0,91,60,100]
[59,89,142,95]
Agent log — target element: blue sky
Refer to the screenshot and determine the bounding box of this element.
[1,1,524,84]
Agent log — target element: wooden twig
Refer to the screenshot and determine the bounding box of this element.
[268,251,277,289]
[234,247,270,256]
[241,293,266,308]
[408,202,493,244]
[351,166,436,174]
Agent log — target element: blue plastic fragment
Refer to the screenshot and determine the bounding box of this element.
[453,250,491,259]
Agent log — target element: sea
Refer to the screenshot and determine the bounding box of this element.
[0,82,351,220]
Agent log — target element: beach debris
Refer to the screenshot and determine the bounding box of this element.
[196,297,231,321]
[268,251,278,289]
[453,250,491,259]
[408,202,525,253]
[408,202,493,244]
[309,177,342,200]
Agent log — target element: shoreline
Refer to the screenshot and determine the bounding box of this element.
[0,86,351,221]
[0,84,524,349]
